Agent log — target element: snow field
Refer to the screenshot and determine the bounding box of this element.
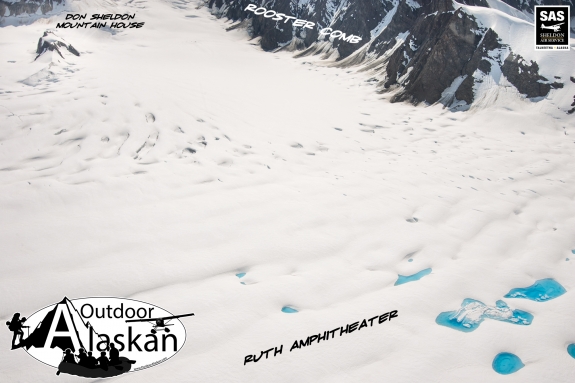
[0,1,574,382]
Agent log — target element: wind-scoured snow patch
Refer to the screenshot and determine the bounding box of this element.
[438,75,468,108]
[276,37,306,52]
[370,1,398,39]
[469,64,522,111]
[485,0,532,23]
[408,37,418,51]
[405,0,421,11]
[20,67,56,86]
[396,66,413,85]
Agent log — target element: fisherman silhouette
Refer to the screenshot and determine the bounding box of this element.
[6,313,29,349]
[97,351,109,371]
[109,343,120,365]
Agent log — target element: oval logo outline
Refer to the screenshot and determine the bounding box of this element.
[19,296,188,376]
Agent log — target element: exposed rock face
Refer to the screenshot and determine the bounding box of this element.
[367,2,564,106]
[210,0,396,57]
[386,8,484,104]
[454,29,501,105]
[209,0,568,109]
[0,0,64,18]
[35,30,80,61]
[500,53,563,98]
[364,0,422,59]
[324,0,396,58]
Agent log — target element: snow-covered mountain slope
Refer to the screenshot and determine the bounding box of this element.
[0,0,574,382]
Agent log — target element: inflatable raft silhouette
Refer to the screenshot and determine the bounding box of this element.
[57,357,135,378]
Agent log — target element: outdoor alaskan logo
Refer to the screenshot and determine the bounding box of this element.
[6,297,194,378]
[534,5,570,50]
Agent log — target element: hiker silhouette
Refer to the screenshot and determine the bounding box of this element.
[6,313,29,349]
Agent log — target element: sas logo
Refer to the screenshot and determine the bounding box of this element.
[6,297,194,378]
[534,5,570,50]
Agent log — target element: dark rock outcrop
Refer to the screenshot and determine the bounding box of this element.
[0,0,64,19]
[35,31,80,61]
[500,53,563,98]
[325,0,395,58]
[210,0,396,57]
[385,7,483,104]
[454,28,501,104]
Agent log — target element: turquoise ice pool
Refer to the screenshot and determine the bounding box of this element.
[436,299,532,332]
[395,268,432,286]
[568,344,575,359]
[492,352,524,375]
[504,278,566,302]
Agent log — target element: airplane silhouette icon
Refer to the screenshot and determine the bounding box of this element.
[541,23,564,32]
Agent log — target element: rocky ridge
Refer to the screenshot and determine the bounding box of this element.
[0,0,65,24]
[209,0,572,110]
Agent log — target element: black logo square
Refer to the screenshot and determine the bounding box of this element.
[534,6,570,50]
